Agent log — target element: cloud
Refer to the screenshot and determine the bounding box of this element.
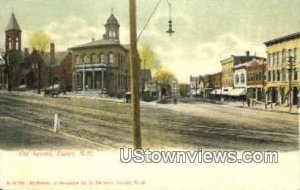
[20,11,266,84]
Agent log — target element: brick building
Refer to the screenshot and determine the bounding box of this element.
[246,59,266,102]
[69,14,130,96]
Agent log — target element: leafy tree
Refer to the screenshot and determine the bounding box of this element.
[153,66,177,84]
[139,44,160,70]
[28,31,51,94]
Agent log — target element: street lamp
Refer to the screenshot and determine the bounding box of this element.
[166,0,175,36]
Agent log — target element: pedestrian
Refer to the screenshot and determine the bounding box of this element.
[247,98,250,107]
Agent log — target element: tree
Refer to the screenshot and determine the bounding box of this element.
[28,31,51,94]
[138,44,160,70]
[138,44,160,92]
[0,48,11,91]
[153,66,177,84]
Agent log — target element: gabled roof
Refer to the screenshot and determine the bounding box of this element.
[264,32,300,46]
[69,39,122,50]
[6,13,21,31]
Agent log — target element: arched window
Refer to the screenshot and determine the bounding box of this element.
[235,74,239,84]
[83,54,89,64]
[100,53,105,63]
[8,37,11,50]
[277,70,280,81]
[282,49,286,63]
[16,37,20,50]
[91,53,97,63]
[75,56,81,65]
[108,53,114,64]
[240,73,245,84]
[282,69,286,82]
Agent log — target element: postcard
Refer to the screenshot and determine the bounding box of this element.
[0,0,299,189]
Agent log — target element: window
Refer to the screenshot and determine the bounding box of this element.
[277,70,280,81]
[75,56,81,65]
[294,70,298,80]
[83,55,89,64]
[241,73,245,84]
[282,69,286,82]
[8,37,11,50]
[258,72,262,81]
[276,52,279,65]
[282,49,286,63]
[255,73,259,81]
[294,48,297,62]
[91,54,97,63]
[267,53,271,65]
[235,74,239,84]
[16,37,20,50]
[288,49,292,58]
[272,71,276,81]
[108,53,114,64]
[100,53,105,63]
[268,71,271,81]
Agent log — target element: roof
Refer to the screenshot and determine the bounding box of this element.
[264,32,300,46]
[44,51,69,66]
[221,55,265,65]
[6,13,21,31]
[69,39,122,50]
[105,14,120,26]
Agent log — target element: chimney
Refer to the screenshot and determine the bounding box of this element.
[246,51,250,57]
[50,42,55,65]
[24,47,29,57]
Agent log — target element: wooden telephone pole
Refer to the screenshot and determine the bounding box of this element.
[129,0,142,149]
[288,56,296,113]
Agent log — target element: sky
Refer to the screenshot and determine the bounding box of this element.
[0,0,300,83]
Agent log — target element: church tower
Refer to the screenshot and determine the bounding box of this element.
[5,12,22,52]
[103,13,120,43]
[5,12,22,88]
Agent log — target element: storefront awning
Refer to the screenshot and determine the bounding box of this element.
[228,88,247,96]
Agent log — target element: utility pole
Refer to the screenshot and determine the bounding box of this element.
[288,56,295,113]
[129,0,142,149]
[262,59,267,109]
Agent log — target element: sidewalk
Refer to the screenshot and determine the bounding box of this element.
[227,101,299,114]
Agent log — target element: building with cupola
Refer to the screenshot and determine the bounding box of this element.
[69,13,130,96]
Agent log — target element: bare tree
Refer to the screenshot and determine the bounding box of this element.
[0,48,11,91]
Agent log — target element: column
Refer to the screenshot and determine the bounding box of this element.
[101,69,104,93]
[83,70,86,91]
[92,71,95,90]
